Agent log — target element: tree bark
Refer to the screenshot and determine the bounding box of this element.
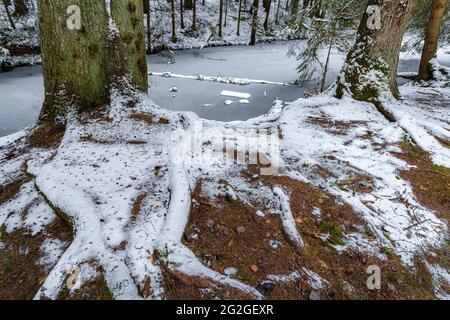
[417,0,448,81]
[110,0,148,91]
[336,0,416,105]
[38,0,149,122]
[38,0,110,121]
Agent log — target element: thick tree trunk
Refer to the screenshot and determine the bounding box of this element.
[336,0,415,104]
[38,0,110,121]
[417,0,448,81]
[38,0,149,122]
[110,0,148,91]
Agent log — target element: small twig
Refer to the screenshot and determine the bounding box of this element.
[403,219,431,231]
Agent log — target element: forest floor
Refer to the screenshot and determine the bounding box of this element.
[0,79,449,300]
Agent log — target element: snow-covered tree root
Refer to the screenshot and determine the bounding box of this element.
[155,130,263,299]
[381,87,450,168]
[22,101,267,300]
[272,186,304,249]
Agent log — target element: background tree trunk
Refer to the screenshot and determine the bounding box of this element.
[417,0,448,81]
[146,0,152,53]
[237,0,243,35]
[263,0,272,31]
[13,0,28,16]
[2,0,16,29]
[170,0,177,42]
[336,0,416,105]
[184,0,193,9]
[180,0,185,29]
[192,0,196,31]
[219,0,223,37]
[250,0,259,45]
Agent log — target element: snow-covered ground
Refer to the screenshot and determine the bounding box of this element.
[1,81,448,299]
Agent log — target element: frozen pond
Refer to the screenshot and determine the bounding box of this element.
[0,41,449,137]
[146,42,339,122]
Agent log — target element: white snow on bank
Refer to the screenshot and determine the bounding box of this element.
[220,90,252,100]
[150,71,292,86]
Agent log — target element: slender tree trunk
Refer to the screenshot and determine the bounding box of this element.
[38,0,148,122]
[224,0,228,27]
[417,0,448,81]
[263,0,272,31]
[219,0,223,37]
[13,0,28,16]
[180,0,185,29]
[184,0,193,9]
[320,36,334,93]
[192,0,196,31]
[2,0,16,29]
[237,0,243,36]
[275,0,281,24]
[250,0,259,45]
[170,0,177,42]
[336,0,416,106]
